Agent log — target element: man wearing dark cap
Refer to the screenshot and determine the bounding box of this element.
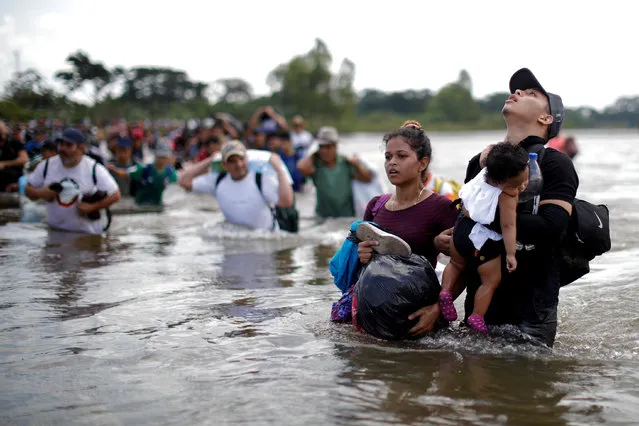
[25,128,120,234]
[24,126,49,160]
[106,136,139,197]
[40,140,58,159]
[408,68,579,348]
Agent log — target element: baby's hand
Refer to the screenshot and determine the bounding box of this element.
[506,254,517,273]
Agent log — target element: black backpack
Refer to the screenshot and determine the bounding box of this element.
[215,171,299,233]
[528,145,611,286]
[558,199,611,286]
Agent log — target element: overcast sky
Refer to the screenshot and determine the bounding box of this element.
[0,0,635,110]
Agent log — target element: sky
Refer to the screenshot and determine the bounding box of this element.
[0,0,636,110]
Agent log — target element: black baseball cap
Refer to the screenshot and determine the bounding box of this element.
[41,140,57,152]
[509,68,564,140]
[58,128,86,144]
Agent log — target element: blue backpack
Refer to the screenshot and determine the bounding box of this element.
[329,196,390,293]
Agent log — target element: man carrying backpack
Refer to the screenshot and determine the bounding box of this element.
[409,68,581,347]
[25,128,120,234]
[178,140,294,231]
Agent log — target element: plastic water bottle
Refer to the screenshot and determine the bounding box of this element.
[18,175,28,196]
[518,152,543,204]
[18,176,46,223]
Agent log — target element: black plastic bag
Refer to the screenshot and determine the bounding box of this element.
[353,254,441,340]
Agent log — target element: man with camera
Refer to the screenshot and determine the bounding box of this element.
[25,129,121,234]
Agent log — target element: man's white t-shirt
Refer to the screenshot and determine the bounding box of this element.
[192,170,279,231]
[28,155,119,234]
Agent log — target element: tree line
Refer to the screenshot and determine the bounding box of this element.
[1,38,637,131]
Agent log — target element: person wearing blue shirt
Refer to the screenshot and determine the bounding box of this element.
[268,132,304,193]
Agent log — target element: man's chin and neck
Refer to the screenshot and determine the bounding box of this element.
[503,113,547,144]
[229,171,248,181]
[62,156,82,168]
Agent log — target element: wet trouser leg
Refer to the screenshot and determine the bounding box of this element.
[518,295,558,348]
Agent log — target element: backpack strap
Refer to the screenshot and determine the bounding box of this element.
[255,171,263,193]
[85,160,112,233]
[214,170,276,230]
[92,161,98,185]
[371,193,392,217]
[214,171,228,189]
[254,172,277,231]
[103,208,112,232]
[42,158,50,180]
[528,143,546,162]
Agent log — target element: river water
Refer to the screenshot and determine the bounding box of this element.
[1,129,637,425]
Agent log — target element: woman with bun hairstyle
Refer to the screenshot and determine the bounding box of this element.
[356,120,458,268]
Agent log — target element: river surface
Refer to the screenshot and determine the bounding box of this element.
[1,129,637,425]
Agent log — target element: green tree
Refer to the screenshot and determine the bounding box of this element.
[458,69,473,93]
[602,96,639,127]
[478,92,510,113]
[119,67,208,103]
[2,68,58,111]
[427,82,481,123]
[332,58,357,116]
[358,89,432,115]
[211,78,254,103]
[55,50,113,103]
[563,106,599,128]
[0,100,29,121]
[111,67,209,119]
[267,38,351,120]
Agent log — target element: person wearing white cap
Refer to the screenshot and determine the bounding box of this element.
[289,115,313,156]
[178,140,293,231]
[297,126,373,218]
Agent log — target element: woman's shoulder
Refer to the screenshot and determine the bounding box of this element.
[363,194,387,220]
[368,194,381,204]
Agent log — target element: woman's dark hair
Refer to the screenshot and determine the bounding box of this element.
[485,142,529,183]
[383,120,432,181]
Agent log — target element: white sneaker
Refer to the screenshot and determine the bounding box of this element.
[355,222,412,258]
